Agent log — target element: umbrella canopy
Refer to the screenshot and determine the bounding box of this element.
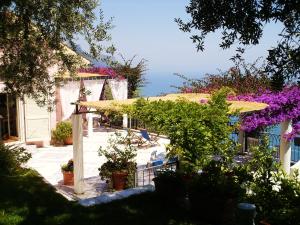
[55,72,109,79]
[78,93,268,114]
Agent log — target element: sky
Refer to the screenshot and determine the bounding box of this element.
[79,0,283,95]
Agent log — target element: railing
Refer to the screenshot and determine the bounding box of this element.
[108,115,300,164]
[128,118,145,130]
[292,138,300,163]
[242,132,300,163]
[134,161,178,187]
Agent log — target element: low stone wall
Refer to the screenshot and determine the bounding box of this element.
[79,185,155,206]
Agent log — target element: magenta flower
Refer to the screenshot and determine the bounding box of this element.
[78,67,124,79]
[200,99,208,104]
[230,86,300,139]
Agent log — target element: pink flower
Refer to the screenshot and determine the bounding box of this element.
[200,99,208,104]
[78,67,122,79]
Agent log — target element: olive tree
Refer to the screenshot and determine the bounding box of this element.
[0,0,114,106]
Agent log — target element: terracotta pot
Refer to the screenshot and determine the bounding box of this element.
[62,171,74,185]
[64,136,73,145]
[112,171,128,190]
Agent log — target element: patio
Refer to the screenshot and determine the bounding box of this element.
[25,128,169,201]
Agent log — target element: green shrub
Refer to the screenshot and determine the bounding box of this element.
[126,87,238,173]
[98,131,137,189]
[246,137,300,225]
[0,142,31,176]
[52,121,72,142]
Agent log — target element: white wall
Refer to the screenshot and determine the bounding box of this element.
[24,97,51,141]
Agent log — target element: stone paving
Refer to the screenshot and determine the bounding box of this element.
[25,128,169,202]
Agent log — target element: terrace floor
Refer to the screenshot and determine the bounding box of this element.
[25,128,169,201]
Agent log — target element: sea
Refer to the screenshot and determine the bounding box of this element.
[140,72,200,97]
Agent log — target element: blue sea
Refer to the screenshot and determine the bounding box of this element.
[140,72,201,97]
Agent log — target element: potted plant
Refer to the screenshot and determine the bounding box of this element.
[98,131,137,191]
[52,121,73,145]
[61,159,74,185]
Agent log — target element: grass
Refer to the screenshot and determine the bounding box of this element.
[0,169,206,225]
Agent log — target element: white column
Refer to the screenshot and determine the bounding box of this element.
[123,114,128,128]
[72,114,84,194]
[87,114,93,137]
[17,98,25,142]
[280,119,292,175]
[238,129,245,152]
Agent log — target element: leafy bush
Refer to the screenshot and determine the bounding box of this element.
[126,88,238,173]
[107,111,123,127]
[0,142,31,176]
[52,121,72,143]
[98,131,137,189]
[112,55,147,98]
[245,137,300,225]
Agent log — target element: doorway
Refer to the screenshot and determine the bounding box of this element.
[0,94,19,141]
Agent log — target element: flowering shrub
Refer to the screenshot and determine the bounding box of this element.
[228,86,300,139]
[177,59,270,95]
[78,67,124,79]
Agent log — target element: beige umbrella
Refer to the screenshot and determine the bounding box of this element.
[79,93,268,113]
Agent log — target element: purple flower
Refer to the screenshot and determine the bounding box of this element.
[237,86,300,139]
[200,99,208,104]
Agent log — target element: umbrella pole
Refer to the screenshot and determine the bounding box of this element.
[72,108,84,194]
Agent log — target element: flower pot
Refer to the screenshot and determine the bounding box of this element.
[112,171,128,190]
[64,136,73,145]
[62,171,74,185]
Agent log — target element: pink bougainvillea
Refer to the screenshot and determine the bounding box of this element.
[228,86,300,140]
[199,99,208,104]
[78,67,125,79]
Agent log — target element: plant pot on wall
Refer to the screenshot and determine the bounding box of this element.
[64,136,73,145]
[112,171,128,190]
[62,171,74,185]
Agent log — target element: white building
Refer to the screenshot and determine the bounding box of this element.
[0,52,127,146]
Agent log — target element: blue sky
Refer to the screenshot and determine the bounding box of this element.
[79,0,283,95]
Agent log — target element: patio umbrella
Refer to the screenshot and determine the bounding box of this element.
[78,93,268,114]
